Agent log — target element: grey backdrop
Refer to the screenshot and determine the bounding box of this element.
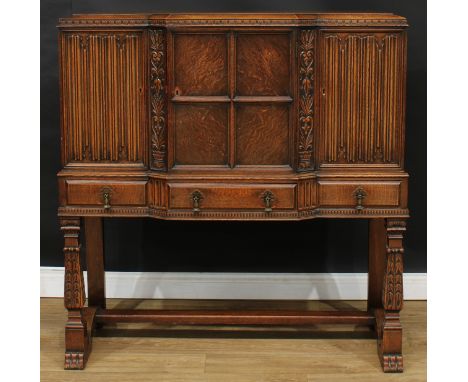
[41,0,426,273]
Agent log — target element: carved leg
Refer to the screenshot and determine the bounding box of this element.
[370,218,405,372]
[61,217,92,370]
[84,217,106,309]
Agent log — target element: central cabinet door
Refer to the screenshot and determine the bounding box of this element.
[169,30,294,169]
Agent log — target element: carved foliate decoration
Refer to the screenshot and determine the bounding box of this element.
[61,218,85,309]
[383,248,404,310]
[383,220,406,310]
[298,30,315,171]
[382,354,404,372]
[65,352,85,369]
[150,29,167,170]
[64,251,85,309]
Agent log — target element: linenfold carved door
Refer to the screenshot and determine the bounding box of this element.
[317,31,407,168]
[59,32,147,166]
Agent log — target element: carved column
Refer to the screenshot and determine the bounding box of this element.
[297,29,315,171]
[60,217,89,370]
[150,29,167,170]
[375,218,406,372]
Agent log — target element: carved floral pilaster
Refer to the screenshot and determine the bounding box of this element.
[61,217,85,309]
[383,219,406,311]
[298,30,315,171]
[150,29,167,170]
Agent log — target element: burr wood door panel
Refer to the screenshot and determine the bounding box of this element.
[235,104,290,165]
[170,30,293,169]
[173,33,228,96]
[234,32,293,167]
[171,33,230,167]
[235,33,291,96]
[174,104,229,166]
[318,31,407,168]
[59,32,147,166]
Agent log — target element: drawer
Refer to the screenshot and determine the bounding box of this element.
[169,183,296,210]
[66,180,147,206]
[318,181,401,208]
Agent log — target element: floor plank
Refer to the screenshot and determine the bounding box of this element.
[41,298,426,381]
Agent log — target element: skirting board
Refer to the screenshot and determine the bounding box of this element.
[40,267,426,300]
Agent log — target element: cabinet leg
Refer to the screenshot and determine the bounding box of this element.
[368,219,386,311]
[370,218,406,372]
[61,217,93,370]
[84,217,106,309]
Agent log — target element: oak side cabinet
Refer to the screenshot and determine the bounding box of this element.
[57,13,409,372]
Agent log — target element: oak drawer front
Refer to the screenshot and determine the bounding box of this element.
[169,184,296,210]
[66,181,147,206]
[318,182,401,207]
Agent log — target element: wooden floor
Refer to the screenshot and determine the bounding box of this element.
[41,298,426,381]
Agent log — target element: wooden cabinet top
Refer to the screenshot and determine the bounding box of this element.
[58,13,408,28]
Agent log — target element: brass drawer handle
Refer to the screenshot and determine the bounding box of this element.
[102,188,111,210]
[191,190,203,213]
[262,190,275,213]
[353,187,367,211]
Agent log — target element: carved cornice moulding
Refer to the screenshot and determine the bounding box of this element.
[58,14,408,29]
